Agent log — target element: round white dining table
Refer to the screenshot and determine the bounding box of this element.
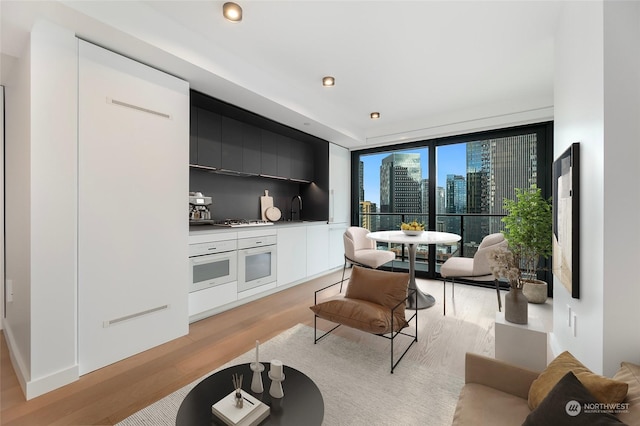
[367,230,461,310]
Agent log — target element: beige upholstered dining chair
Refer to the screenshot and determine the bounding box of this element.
[440,232,507,315]
[341,226,396,292]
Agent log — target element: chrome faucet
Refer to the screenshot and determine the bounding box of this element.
[291,195,303,221]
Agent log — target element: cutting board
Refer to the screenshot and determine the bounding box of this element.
[260,190,273,220]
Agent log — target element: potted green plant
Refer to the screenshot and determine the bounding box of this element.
[501,185,553,303]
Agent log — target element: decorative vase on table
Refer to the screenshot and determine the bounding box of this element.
[505,287,528,324]
[522,279,548,304]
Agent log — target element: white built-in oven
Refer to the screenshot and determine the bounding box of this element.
[189,239,237,293]
[238,235,277,292]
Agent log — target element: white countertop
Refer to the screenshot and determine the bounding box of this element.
[189,220,329,238]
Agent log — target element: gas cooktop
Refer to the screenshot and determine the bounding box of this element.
[212,219,274,227]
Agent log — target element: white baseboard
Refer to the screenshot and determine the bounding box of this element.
[26,364,79,400]
[3,320,30,396]
[3,319,79,400]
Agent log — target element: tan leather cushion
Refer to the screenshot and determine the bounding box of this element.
[345,266,409,313]
[310,298,407,334]
[528,351,628,410]
[310,266,409,334]
[613,361,640,425]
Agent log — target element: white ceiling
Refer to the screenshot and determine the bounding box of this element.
[1,1,561,149]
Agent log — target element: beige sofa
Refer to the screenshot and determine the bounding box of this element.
[452,352,640,425]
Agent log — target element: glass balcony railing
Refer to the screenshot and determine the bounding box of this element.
[358,212,506,277]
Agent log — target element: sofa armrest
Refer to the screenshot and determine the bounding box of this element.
[465,352,540,400]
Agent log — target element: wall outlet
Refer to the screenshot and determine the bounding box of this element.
[6,279,13,303]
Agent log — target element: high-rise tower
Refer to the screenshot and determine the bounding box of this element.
[380,153,422,228]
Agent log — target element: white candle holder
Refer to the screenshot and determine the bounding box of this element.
[268,371,285,399]
[250,362,265,393]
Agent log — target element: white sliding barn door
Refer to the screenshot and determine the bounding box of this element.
[78,40,189,374]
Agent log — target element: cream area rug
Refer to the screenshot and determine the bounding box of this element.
[116,324,464,426]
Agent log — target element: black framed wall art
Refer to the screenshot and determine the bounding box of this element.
[552,142,580,298]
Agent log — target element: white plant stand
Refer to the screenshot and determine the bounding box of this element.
[495,312,548,372]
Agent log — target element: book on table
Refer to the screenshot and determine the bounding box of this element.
[211,389,270,426]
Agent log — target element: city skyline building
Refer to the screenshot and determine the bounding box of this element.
[359,200,377,231]
[436,186,446,213]
[490,134,538,215]
[446,174,466,213]
[421,178,429,217]
[380,153,422,229]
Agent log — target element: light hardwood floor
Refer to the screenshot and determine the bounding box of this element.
[1,270,515,426]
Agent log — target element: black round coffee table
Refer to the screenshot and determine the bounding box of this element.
[176,362,324,426]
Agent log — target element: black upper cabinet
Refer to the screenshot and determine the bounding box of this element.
[197,108,222,169]
[242,123,261,175]
[220,116,243,172]
[304,144,315,182]
[290,140,314,182]
[277,135,291,178]
[261,129,278,176]
[190,91,318,181]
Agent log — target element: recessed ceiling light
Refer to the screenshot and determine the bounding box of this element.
[370,112,380,119]
[322,76,335,87]
[223,2,243,22]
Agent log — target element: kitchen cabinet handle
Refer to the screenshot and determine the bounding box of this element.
[207,247,217,251]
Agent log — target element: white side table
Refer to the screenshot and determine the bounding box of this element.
[495,312,548,372]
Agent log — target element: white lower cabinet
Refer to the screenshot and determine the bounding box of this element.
[307,224,329,276]
[238,282,277,300]
[277,227,307,286]
[328,223,348,269]
[189,282,237,317]
[190,222,347,321]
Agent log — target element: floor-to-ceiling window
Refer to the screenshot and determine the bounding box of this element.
[351,122,553,283]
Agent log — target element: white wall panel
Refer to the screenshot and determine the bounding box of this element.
[1,86,3,331]
[4,20,81,399]
[3,32,33,391]
[601,1,640,375]
[552,1,640,376]
[552,0,605,374]
[29,20,79,385]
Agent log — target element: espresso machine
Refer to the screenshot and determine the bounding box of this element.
[189,192,212,223]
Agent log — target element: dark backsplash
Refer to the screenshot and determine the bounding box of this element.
[190,168,328,221]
